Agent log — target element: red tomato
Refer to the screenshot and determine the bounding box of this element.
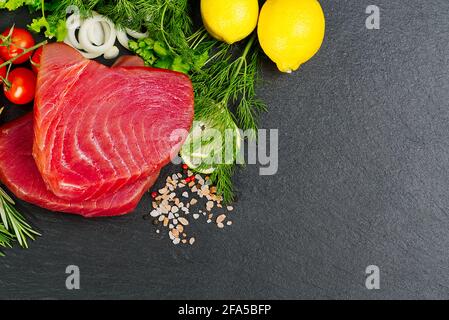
[0,58,6,83]
[3,68,36,105]
[0,27,35,64]
[31,47,42,74]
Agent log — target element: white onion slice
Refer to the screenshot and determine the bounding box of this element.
[65,12,147,60]
[87,21,105,46]
[116,30,130,50]
[104,46,119,59]
[79,16,116,54]
[65,14,83,50]
[126,28,148,39]
[63,39,103,59]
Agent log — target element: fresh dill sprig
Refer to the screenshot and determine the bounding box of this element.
[191,35,266,202]
[0,186,41,256]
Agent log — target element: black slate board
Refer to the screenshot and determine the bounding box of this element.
[1,0,449,299]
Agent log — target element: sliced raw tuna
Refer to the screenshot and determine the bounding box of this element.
[0,114,159,217]
[33,43,194,201]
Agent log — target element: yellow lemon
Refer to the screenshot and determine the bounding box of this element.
[258,0,325,73]
[201,0,259,44]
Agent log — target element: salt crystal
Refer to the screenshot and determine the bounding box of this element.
[178,217,189,226]
[206,201,214,210]
[150,210,161,217]
[159,188,168,194]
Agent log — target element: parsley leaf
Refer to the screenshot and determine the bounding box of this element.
[28,16,66,41]
[0,0,41,11]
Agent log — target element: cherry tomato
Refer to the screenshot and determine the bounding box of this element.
[0,58,6,84]
[0,27,35,65]
[3,68,36,105]
[31,47,42,74]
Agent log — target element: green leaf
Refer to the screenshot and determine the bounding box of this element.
[28,16,67,41]
[0,0,41,11]
[52,19,67,41]
[193,50,210,70]
[153,41,169,57]
[154,56,173,70]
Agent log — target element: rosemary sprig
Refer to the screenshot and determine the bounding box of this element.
[0,187,41,255]
[0,224,14,257]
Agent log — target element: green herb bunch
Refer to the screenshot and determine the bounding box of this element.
[128,3,266,203]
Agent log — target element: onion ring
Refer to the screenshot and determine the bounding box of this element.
[126,28,149,39]
[79,16,117,54]
[104,46,120,60]
[116,30,130,50]
[65,13,83,50]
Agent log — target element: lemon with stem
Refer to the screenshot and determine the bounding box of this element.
[258,0,325,73]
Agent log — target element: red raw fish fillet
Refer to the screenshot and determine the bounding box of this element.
[34,43,194,201]
[0,114,159,217]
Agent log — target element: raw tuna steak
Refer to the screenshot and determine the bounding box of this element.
[0,114,159,217]
[34,43,194,201]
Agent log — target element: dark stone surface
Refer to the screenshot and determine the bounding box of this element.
[1,0,449,299]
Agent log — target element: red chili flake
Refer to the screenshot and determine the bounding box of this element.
[185,177,191,183]
[151,191,158,199]
[182,164,189,170]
